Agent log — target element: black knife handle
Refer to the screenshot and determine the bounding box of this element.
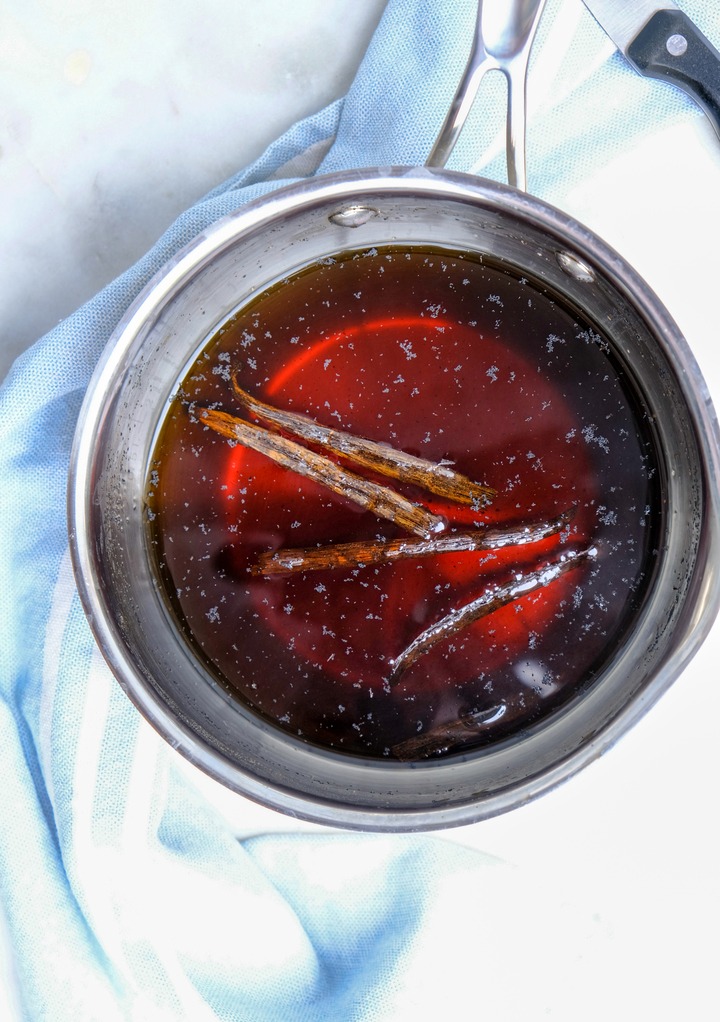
[627,9,720,139]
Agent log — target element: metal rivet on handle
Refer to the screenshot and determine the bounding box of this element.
[328,206,378,228]
[666,34,688,57]
[556,251,596,283]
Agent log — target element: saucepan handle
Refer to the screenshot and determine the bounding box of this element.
[426,0,547,190]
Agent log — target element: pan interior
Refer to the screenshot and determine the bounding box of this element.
[74,174,710,827]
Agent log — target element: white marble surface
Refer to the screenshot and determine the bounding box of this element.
[0,0,387,379]
[3,0,720,1018]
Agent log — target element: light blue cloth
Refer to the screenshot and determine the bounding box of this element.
[1,0,717,1018]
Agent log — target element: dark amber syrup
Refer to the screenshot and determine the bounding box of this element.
[146,246,662,760]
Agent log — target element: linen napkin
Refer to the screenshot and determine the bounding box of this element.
[1,0,717,1018]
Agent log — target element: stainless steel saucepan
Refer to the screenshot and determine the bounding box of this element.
[68,1,720,831]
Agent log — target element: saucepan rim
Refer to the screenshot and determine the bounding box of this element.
[67,166,720,830]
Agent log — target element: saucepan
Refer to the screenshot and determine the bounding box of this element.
[68,1,720,830]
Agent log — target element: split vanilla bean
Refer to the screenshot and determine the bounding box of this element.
[387,546,596,686]
[196,406,446,539]
[231,375,496,507]
[390,704,507,760]
[252,507,576,575]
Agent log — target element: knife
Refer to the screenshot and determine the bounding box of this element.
[582,0,720,139]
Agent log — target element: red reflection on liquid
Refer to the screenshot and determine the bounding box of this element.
[218,314,594,690]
